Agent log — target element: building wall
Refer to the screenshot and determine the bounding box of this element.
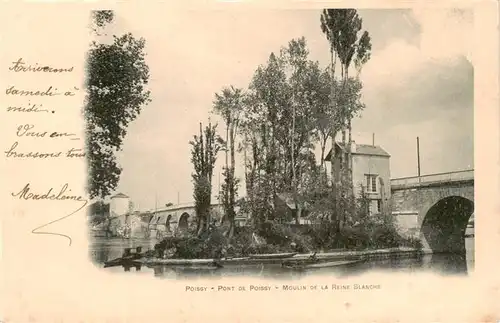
[110,197,130,218]
[352,154,391,199]
[352,154,391,215]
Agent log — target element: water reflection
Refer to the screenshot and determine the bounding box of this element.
[90,237,474,279]
[89,237,158,264]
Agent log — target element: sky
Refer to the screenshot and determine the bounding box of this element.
[105,7,474,211]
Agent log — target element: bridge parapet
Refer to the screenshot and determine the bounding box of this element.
[391,169,474,190]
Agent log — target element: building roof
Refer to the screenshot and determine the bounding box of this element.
[325,142,390,160]
[111,192,129,199]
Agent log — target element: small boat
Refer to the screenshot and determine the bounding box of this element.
[104,257,142,268]
[151,260,223,271]
[140,258,218,266]
[222,256,250,261]
[104,247,143,268]
[249,252,297,260]
[220,257,250,263]
[282,259,364,270]
[170,264,222,271]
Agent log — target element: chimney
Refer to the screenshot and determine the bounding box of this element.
[350,140,356,153]
[372,133,375,147]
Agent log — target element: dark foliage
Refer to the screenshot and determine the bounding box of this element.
[190,123,222,235]
[85,13,151,199]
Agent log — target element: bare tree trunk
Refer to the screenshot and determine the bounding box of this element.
[329,48,338,223]
[225,122,229,208]
[244,132,250,197]
[291,100,300,224]
[228,124,236,238]
[319,137,328,187]
[319,137,326,170]
[347,119,355,215]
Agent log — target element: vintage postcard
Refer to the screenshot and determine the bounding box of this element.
[1,1,499,322]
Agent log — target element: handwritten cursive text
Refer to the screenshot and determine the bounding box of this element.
[11,183,88,246]
[12,183,86,202]
[9,58,74,73]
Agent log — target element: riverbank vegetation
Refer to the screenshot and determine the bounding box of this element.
[153,198,422,260]
[152,9,421,259]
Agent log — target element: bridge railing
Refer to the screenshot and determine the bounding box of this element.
[391,169,474,187]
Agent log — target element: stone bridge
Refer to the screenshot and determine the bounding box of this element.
[390,169,474,253]
[146,203,223,239]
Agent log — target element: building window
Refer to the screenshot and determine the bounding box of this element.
[365,174,378,192]
[377,200,382,213]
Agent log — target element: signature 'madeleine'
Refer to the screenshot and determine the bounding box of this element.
[11,183,86,202]
[12,183,88,246]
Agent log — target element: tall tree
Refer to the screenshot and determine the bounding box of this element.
[314,68,338,173]
[85,10,151,199]
[248,52,289,214]
[190,122,222,235]
[237,100,271,227]
[240,38,333,225]
[213,86,244,238]
[320,9,372,226]
[281,37,317,224]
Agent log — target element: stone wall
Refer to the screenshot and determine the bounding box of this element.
[391,180,474,252]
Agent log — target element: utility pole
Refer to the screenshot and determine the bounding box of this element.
[417,137,421,182]
[155,191,158,213]
[177,191,180,205]
[372,133,375,146]
[218,170,221,201]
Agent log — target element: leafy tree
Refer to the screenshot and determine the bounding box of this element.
[320,9,372,224]
[238,38,342,226]
[213,86,244,238]
[190,122,222,235]
[89,200,110,216]
[249,52,289,200]
[281,37,314,224]
[85,10,151,199]
[312,67,334,172]
[237,106,272,227]
[91,10,114,34]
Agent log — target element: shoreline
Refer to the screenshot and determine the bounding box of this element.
[136,247,429,267]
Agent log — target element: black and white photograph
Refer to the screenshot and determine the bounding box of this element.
[85,7,474,279]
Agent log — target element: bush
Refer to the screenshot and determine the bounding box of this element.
[257,221,292,245]
[304,222,335,249]
[254,221,314,253]
[242,243,281,255]
[335,226,370,249]
[149,211,424,260]
[369,225,401,248]
[174,237,204,258]
[231,227,254,256]
[291,233,314,253]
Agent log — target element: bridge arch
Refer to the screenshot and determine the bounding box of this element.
[178,212,190,230]
[420,196,474,253]
[166,214,172,232]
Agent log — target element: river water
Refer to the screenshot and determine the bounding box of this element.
[89,234,474,279]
